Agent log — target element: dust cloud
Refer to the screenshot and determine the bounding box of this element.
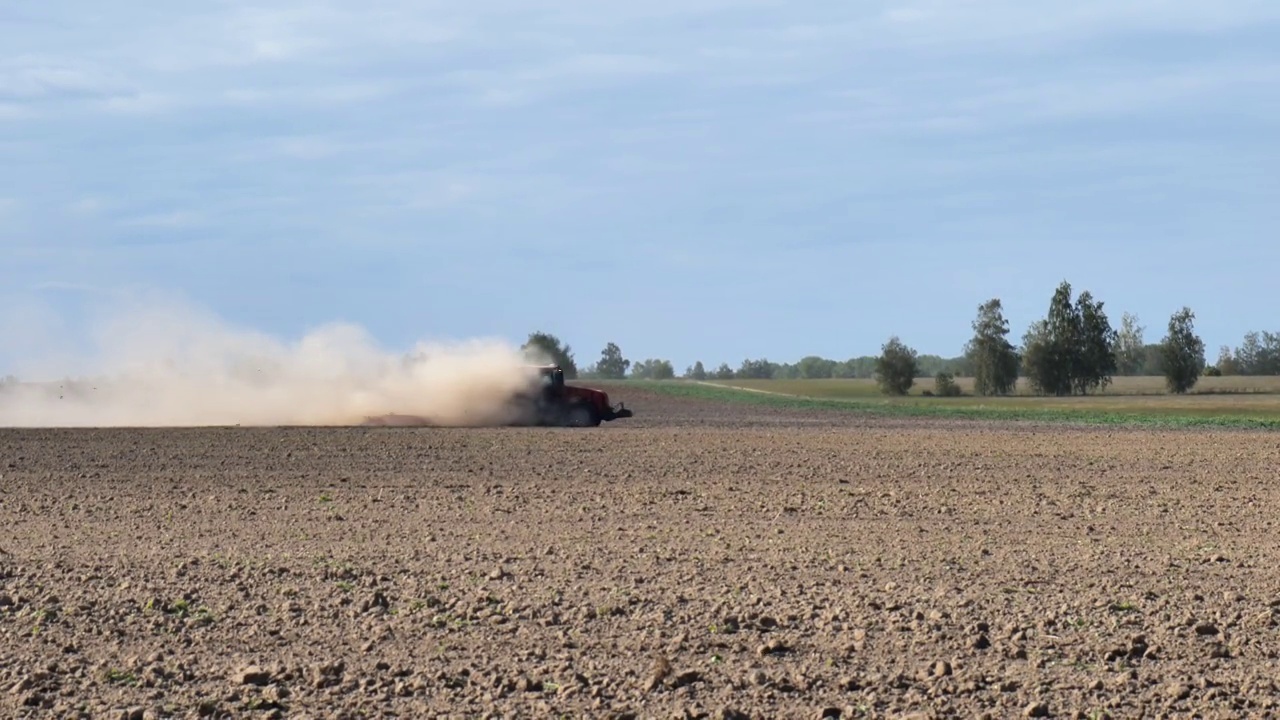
[0,296,548,428]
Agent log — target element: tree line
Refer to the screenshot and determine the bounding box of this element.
[521,333,968,383]
[521,279,1270,396]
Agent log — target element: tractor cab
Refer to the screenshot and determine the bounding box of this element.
[538,365,565,389]
[529,364,566,403]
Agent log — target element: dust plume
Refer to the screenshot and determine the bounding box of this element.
[0,294,548,428]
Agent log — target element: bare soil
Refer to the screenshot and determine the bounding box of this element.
[3,387,1280,719]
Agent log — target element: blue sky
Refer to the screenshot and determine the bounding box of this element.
[2,1,1278,375]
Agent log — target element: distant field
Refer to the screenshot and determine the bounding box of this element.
[718,375,1280,398]
[609,376,1280,428]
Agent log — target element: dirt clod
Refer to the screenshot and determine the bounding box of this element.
[235,666,272,686]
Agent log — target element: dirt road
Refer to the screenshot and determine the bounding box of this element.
[2,388,1279,718]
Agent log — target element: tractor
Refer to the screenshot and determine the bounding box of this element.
[514,364,634,427]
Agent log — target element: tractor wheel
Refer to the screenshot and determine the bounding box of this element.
[564,403,600,427]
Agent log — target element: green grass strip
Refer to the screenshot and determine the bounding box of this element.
[621,380,1280,430]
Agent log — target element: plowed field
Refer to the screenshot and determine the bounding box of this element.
[3,387,1280,719]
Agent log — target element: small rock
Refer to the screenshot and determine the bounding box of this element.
[310,663,340,689]
[819,708,842,719]
[518,676,542,692]
[931,660,953,678]
[1166,683,1190,700]
[749,670,768,687]
[488,567,507,581]
[1024,702,1049,717]
[235,665,271,686]
[671,670,702,688]
[756,639,790,656]
[645,656,672,691]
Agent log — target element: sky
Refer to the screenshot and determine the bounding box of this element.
[1,0,1278,376]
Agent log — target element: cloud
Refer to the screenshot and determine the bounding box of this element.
[806,57,1280,137]
[956,62,1280,124]
[122,3,461,73]
[0,198,20,230]
[220,80,402,108]
[0,102,34,120]
[68,197,109,215]
[0,55,131,100]
[95,91,176,115]
[446,53,678,106]
[408,180,479,210]
[810,0,1280,51]
[991,0,1279,36]
[28,281,108,294]
[121,211,202,228]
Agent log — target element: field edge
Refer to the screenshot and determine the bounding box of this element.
[605,379,1280,429]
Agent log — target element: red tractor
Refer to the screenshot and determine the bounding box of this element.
[515,364,633,427]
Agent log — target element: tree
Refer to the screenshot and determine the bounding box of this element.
[685,361,707,380]
[1216,346,1241,376]
[1261,332,1280,375]
[1115,312,1146,375]
[964,298,1019,396]
[1160,307,1206,393]
[1134,344,1162,376]
[1236,332,1262,375]
[1019,320,1053,395]
[933,372,962,397]
[874,336,918,395]
[736,358,775,379]
[632,358,675,380]
[711,363,734,380]
[796,355,837,379]
[1022,282,1078,396]
[595,342,630,379]
[1020,281,1117,396]
[1073,290,1118,395]
[522,331,578,378]
[772,363,801,379]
